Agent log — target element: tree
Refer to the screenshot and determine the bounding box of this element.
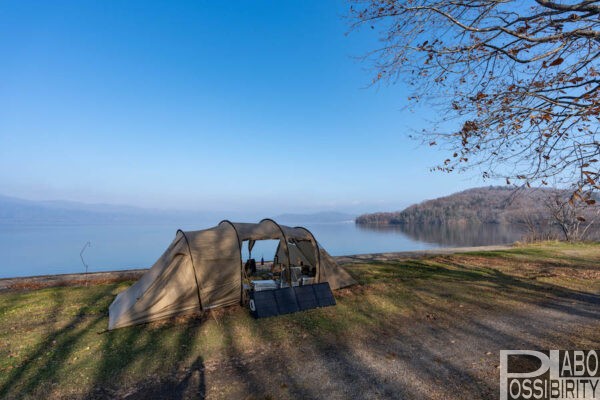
[544,190,600,240]
[351,0,600,202]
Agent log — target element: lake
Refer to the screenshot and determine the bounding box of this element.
[0,221,527,278]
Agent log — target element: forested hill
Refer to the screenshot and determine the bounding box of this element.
[356,187,580,225]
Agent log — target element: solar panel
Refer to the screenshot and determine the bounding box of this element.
[249,283,336,318]
[313,282,336,307]
[250,290,279,318]
[274,287,300,315]
[293,285,319,311]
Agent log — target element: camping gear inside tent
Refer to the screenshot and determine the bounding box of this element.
[108,219,356,330]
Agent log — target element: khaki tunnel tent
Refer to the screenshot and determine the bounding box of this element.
[109,219,356,330]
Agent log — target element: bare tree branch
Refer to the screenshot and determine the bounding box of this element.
[351,0,600,199]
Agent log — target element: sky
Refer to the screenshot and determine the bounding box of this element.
[0,0,493,215]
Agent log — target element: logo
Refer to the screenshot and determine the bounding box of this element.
[500,350,600,399]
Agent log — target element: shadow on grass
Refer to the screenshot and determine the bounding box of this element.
[89,314,206,399]
[0,286,110,398]
[0,282,208,400]
[205,289,499,398]
[1,255,599,399]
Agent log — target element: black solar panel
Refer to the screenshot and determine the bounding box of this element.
[313,282,336,307]
[250,290,279,318]
[274,287,300,315]
[293,285,319,311]
[249,283,336,318]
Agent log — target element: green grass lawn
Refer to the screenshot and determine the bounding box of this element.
[1,242,599,399]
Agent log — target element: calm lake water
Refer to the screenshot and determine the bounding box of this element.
[0,221,527,278]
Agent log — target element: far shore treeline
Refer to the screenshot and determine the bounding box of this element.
[355,187,600,242]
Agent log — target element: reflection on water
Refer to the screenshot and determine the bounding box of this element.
[357,223,526,247]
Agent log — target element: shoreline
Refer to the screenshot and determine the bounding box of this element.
[0,244,513,291]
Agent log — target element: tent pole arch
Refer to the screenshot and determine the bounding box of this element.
[294,226,322,283]
[218,219,243,253]
[176,229,203,311]
[259,218,292,286]
[218,220,244,303]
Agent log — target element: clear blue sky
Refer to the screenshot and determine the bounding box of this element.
[0,0,491,214]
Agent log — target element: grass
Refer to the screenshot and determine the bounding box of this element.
[1,242,599,399]
[457,241,600,293]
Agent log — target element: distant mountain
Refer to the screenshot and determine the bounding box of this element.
[0,194,355,226]
[0,194,217,225]
[274,211,355,224]
[355,186,597,226]
[35,199,150,215]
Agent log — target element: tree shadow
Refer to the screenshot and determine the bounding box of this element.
[228,257,597,397]
[87,312,206,399]
[0,283,207,400]
[0,286,110,398]
[100,356,206,400]
[1,254,599,399]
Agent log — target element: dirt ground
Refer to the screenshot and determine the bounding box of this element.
[110,248,600,399]
[118,287,599,400]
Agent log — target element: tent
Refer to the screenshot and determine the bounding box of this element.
[108,219,356,330]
